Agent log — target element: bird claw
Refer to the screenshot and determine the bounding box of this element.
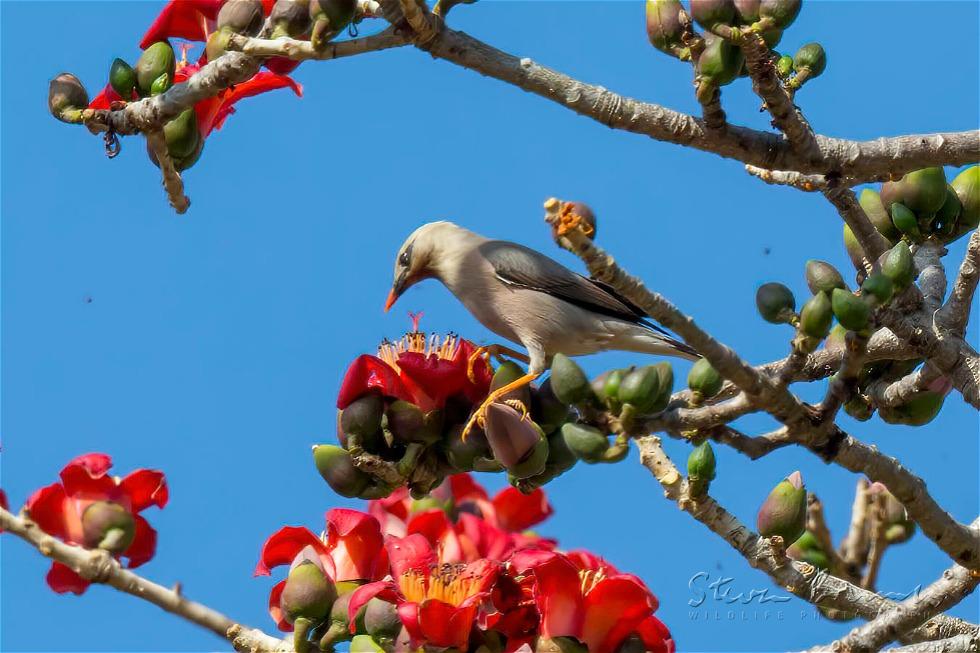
[466,344,531,383]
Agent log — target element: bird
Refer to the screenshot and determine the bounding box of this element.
[384,220,700,436]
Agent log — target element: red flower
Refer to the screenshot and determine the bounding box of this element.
[337,332,492,413]
[88,84,137,110]
[490,486,554,533]
[255,509,389,630]
[139,0,275,49]
[24,453,168,594]
[637,615,676,653]
[0,488,8,533]
[348,534,499,650]
[510,549,661,653]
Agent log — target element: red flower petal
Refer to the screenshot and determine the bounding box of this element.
[0,489,7,532]
[254,526,327,576]
[347,581,400,633]
[264,57,302,75]
[67,453,113,476]
[119,469,169,512]
[324,508,388,582]
[454,340,493,402]
[397,601,425,645]
[197,71,302,138]
[417,599,478,649]
[565,550,619,576]
[406,509,462,563]
[385,533,436,579]
[337,355,413,409]
[492,487,553,532]
[523,552,585,639]
[25,483,69,540]
[268,579,292,632]
[580,576,657,653]
[637,615,675,653]
[456,513,515,562]
[368,487,410,537]
[60,456,116,499]
[139,0,223,49]
[125,515,158,568]
[46,561,91,594]
[88,84,126,110]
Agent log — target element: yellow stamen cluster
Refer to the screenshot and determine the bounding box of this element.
[378,332,460,372]
[556,202,595,237]
[579,567,608,596]
[400,563,484,606]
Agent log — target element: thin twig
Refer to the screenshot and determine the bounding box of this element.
[745,165,830,191]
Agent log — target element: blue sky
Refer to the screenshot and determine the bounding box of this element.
[2,2,977,651]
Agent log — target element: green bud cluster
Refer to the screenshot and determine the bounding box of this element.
[756,470,807,544]
[686,441,716,496]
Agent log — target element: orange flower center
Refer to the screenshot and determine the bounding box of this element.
[377,332,461,374]
[400,563,484,606]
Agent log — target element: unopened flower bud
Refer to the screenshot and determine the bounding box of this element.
[81,500,136,553]
[756,282,796,324]
[775,54,794,77]
[217,0,265,35]
[687,441,716,496]
[618,365,662,416]
[890,202,922,241]
[560,423,610,464]
[831,288,870,332]
[793,42,826,77]
[350,635,386,653]
[549,354,593,406]
[136,41,176,96]
[698,35,743,87]
[759,0,801,29]
[951,166,979,232]
[309,0,357,49]
[281,558,337,625]
[859,188,900,242]
[492,360,531,406]
[800,291,833,339]
[385,400,441,445]
[271,0,313,38]
[880,241,915,290]
[483,402,548,479]
[531,379,572,434]
[646,0,686,55]
[340,394,385,449]
[756,471,807,544]
[805,260,846,295]
[364,598,401,642]
[690,0,736,31]
[313,444,371,498]
[687,358,723,402]
[48,73,89,122]
[109,58,137,100]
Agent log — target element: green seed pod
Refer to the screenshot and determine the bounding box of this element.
[281,560,338,624]
[890,202,921,240]
[271,0,313,38]
[545,428,578,474]
[385,401,441,445]
[350,635,386,653]
[843,395,874,421]
[530,379,571,434]
[492,360,531,406]
[217,0,265,34]
[340,394,385,446]
[149,72,171,96]
[48,73,89,122]
[136,41,176,96]
[951,166,979,231]
[776,54,794,77]
[162,109,200,159]
[756,470,807,544]
[617,366,662,415]
[309,0,357,49]
[648,362,675,414]
[686,441,716,496]
[364,598,400,641]
[859,188,900,242]
[842,224,866,272]
[602,369,627,403]
[799,291,833,338]
[549,354,593,406]
[804,260,846,295]
[81,501,136,553]
[561,423,609,463]
[690,0,736,31]
[687,358,724,400]
[645,0,686,55]
[109,58,137,99]
[313,444,371,498]
[793,43,826,77]
[759,0,801,29]
[901,167,948,216]
[830,288,870,332]
[756,282,796,324]
[699,35,744,87]
[861,271,894,305]
[509,435,549,480]
[881,241,915,289]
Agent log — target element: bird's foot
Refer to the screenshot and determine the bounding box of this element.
[460,371,542,441]
[466,344,532,383]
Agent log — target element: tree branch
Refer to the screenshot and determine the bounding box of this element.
[145,130,190,214]
[226,29,407,61]
[939,230,980,335]
[822,184,891,264]
[880,633,980,653]
[744,165,830,191]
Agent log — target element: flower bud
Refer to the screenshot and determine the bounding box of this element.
[309,0,357,49]
[385,401,441,445]
[271,0,313,38]
[650,362,675,413]
[690,0,736,31]
[350,634,385,652]
[830,288,870,332]
[859,188,900,242]
[842,224,866,272]
[646,0,686,55]
[793,43,826,77]
[281,558,338,625]
[890,202,922,240]
[492,360,531,406]
[901,167,948,217]
[364,598,401,642]
[933,186,962,239]
[340,394,385,448]
[687,441,716,496]
[549,354,593,406]
[48,73,89,122]
[531,379,571,434]
[618,365,662,416]
[217,0,265,35]
[136,41,176,96]
[800,291,833,339]
[699,35,744,87]
[109,58,137,100]
[445,424,491,472]
[756,282,796,324]
[561,423,610,463]
[881,241,914,289]
[756,471,807,544]
[687,358,723,401]
[162,109,200,159]
[759,0,801,29]
[805,260,846,295]
[733,0,759,23]
[843,394,873,421]
[313,444,371,498]
[594,367,627,407]
[879,179,906,212]
[316,590,360,649]
[951,166,979,232]
[879,391,945,426]
[776,54,794,77]
[861,271,893,306]
[80,500,136,553]
[483,402,546,475]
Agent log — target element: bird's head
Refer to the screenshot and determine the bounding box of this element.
[385,221,464,312]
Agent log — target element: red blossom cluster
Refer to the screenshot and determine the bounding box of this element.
[256,473,675,653]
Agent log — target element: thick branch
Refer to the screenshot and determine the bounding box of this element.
[939,229,980,335]
[882,633,980,653]
[226,30,407,60]
[0,506,286,652]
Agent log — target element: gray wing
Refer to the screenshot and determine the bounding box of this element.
[479,240,670,334]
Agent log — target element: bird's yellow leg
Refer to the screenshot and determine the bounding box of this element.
[461,372,542,441]
[466,344,531,383]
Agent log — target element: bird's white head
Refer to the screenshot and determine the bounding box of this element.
[385,221,475,312]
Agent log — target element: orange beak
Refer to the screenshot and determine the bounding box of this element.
[384,289,399,313]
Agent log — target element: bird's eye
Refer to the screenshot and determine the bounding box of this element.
[399,251,410,266]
